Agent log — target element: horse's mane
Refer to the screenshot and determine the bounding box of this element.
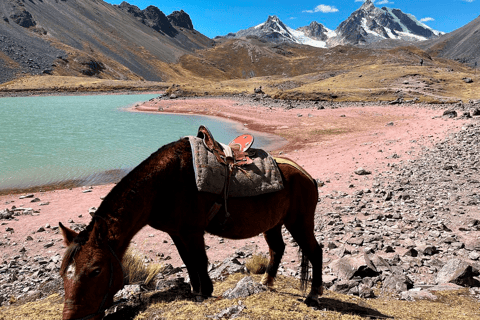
[60,138,189,276]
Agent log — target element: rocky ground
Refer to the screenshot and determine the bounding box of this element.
[1,97,480,316]
[316,112,480,300]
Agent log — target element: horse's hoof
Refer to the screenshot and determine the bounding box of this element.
[194,295,205,302]
[261,274,274,287]
[304,296,320,308]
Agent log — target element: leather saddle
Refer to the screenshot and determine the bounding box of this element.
[197,125,254,167]
[196,125,255,224]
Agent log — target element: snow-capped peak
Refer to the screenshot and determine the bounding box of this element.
[332,1,443,45]
[221,4,442,48]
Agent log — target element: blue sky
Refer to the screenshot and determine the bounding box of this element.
[108,0,479,38]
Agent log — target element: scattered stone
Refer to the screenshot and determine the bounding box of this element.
[114,284,142,300]
[43,241,55,248]
[209,258,245,281]
[355,167,371,175]
[442,110,457,118]
[254,86,264,94]
[222,276,266,299]
[209,304,246,319]
[382,273,414,294]
[468,251,480,261]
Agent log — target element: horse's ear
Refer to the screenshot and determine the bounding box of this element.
[93,217,108,244]
[59,222,78,246]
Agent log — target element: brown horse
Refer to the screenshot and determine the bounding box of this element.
[59,137,323,320]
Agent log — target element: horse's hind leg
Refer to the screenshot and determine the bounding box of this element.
[285,222,323,305]
[261,224,285,287]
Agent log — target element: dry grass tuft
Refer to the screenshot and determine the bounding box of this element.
[122,248,163,286]
[245,253,269,274]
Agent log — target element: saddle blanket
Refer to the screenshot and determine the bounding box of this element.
[187,136,284,197]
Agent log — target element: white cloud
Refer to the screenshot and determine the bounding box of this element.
[303,4,339,13]
[420,17,434,22]
[462,0,474,2]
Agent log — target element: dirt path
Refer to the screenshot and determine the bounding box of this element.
[0,97,462,271]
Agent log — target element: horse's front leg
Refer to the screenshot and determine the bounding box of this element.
[170,233,213,299]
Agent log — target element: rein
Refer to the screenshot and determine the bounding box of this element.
[69,245,123,320]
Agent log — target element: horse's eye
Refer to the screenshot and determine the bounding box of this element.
[89,268,102,278]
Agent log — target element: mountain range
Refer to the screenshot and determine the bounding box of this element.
[0,0,479,86]
[222,0,443,48]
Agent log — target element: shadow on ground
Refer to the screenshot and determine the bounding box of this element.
[104,279,193,320]
[309,297,392,319]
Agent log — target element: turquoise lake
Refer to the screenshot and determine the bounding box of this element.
[0,94,271,190]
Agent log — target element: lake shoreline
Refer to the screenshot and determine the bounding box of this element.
[0,95,285,195]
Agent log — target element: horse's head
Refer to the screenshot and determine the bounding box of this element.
[59,218,124,320]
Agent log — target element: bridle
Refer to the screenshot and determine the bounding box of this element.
[67,245,124,320]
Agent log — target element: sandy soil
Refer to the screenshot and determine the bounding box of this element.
[0,97,461,271]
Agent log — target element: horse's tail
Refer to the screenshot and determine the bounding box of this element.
[299,248,310,294]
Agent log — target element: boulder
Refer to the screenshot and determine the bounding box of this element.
[209,258,245,281]
[330,254,380,281]
[330,280,359,295]
[382,273,414,294]
[222,276,266,299]
[354,167,371,175]
[442,110,457,118]
[436,259,480,287]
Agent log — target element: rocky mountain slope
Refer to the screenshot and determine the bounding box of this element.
[420,15,480,67]
[0,0,213,83]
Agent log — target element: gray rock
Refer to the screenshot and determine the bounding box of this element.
[330,280,359,295]
[417,245,438,256]
[355,167,372,175]
[382,273,414,294]
[330,254,380,281]
[113,284,142,300]
[436,259,480,287]
[209,258,245,281]
[222,276,266,299]
[442,110,457,118]
[358,283,375,298]
[43,241,54,249]
[468,251,480,261]
[209,304,245,319]
[400,288,438,301]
